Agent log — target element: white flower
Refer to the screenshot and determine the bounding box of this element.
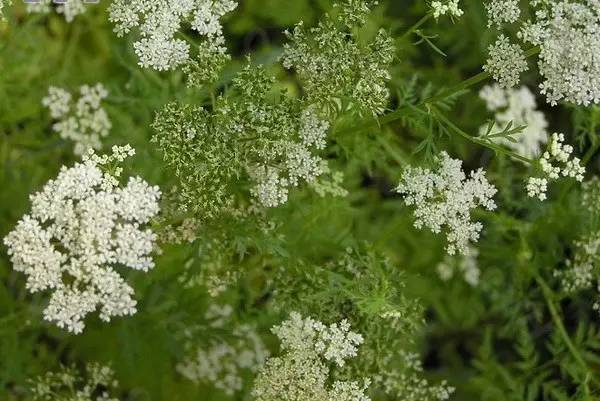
[108,0,237,71]
[3,146,161,334]
[395,152,497,255]
[527,133,585,201]
[436,246,480,286]
[480,84,548,158]
[526,177,548,201]
[42,84,111,156]
[252,312,369,401]
[299,109,329,150]
[554,233,600,313]
[519,0,600,105]
[484,34,529,88]
[178,304,269,396]
[431,0,464,19]
[485,0,520,28]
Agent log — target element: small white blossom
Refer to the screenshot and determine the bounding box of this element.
[554,233,600,313]
[519,0,600,105]
[178,304,269,395]
[484,34,529,88]
[30,363,120,401]
[527,133,585,201]
[108,0,237,71]
[436,247,480,286]
[299,109,329,150]
[3,146,161,334]
[485,0,520,28]
[431,0,464,19]
[480,84,548,158]
[526,177,548,201]
[252,312,369,401]
[42,84,111,156]
[396,152,497,255]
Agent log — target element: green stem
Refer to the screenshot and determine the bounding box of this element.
[343,47,541,136]
[431,106,533,164]
[534,274,596,382]
[399,14,432,40]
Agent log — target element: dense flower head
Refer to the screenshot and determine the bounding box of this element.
[483,34,529,89]
[108,0,237,71]
[519,0,600,105]
[42,84,111,156]
[486,0,600,106]
[3,146,161,334]
[30,363,120,401]
[252,312,370,401]
[152,65,334,218]
[485,0,520,28]
[479,84,548,158]
[395,152,497,255]
[281,0,395,116]
[431,0,464,20]
[526,133,585,200]
[177,304,269,395]
[554,232,600,313]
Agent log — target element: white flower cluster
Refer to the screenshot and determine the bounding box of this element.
[26,0,89,22]
[479,84,548,158]
[526,133,585,201]
[250,110,329,208]
[177,304,269,395]
[30,363,120,401]
[483,34,528,88]
[519,0,600,105]
[396,152,497,255]
[437,247,480,286]
[252,312,370,401]
[377,351,454,401]
[484,0,520,28]
[42,84,111,156]
[108,0,237,71]
[554,233,600,312]
[485,0,600,105]
[431,0,464,20]
[3,146,161,334]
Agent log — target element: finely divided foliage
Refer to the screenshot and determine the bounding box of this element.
[2,0,600,400]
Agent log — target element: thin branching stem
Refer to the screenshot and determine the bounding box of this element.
[534,273,600,386]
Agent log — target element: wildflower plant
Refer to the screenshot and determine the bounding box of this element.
[2,0,600,400]
[3,146,161,333]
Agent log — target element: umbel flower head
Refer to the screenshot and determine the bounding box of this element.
[177,303,269,395]
[108,0,237,71]
[485,0,600,106]
[3,146,161,334]
[252,312,370,401]
[42,84,112,156]
[30,362,120,401]
[281,0,395,116]
[526,133,585,201]
[152,64,332,219]
[396,152,497,255]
